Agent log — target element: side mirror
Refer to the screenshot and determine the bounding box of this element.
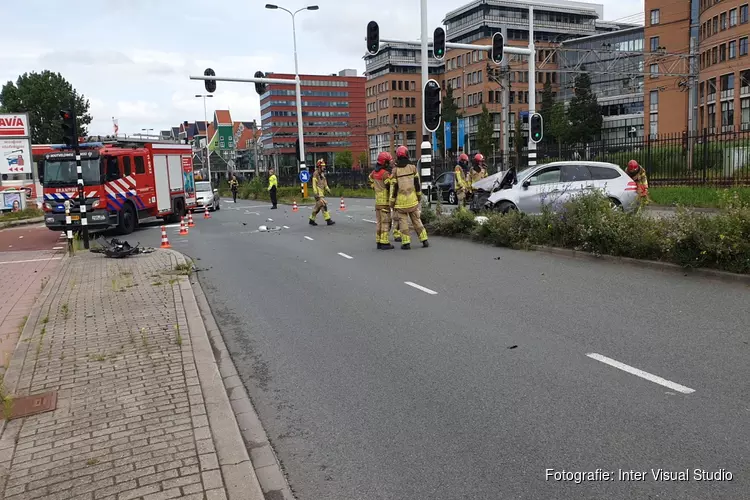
[213,189,219,194]
[522,179,531,189]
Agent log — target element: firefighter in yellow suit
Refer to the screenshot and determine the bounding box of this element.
[454,153,470,207]
[467,153,486,206]
[390,145,428,249]
[309,159,335,226]
[369,152,395,250]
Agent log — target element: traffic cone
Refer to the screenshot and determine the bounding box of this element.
[204,207,211,219]
[160,226,171,248]
[339,197,346,211]
[179,217,188,235]
[292,200,299,212]
[188,210,195,227]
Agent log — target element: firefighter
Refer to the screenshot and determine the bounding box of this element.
[454,153,470,207]
[267,168,278,209]
[369,152,394,250]
[625,159,650,208]
[229,175,239,203]
[309,159,335,226]
[390,145,428,249]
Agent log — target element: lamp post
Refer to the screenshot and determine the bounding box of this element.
[195,94,214,183]
[265,3,318,176]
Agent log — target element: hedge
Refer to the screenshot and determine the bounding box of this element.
[420,191,750,275]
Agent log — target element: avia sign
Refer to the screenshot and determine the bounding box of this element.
[0,114,29,137]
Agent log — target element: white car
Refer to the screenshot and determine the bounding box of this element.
[477,161,640,214]
[195,181,220,211]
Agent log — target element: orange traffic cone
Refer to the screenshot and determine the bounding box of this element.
[188,210,195,227]
[339,197,346,211]
[160,226,171,248]
[204,207,211,219]
[292,200,299,212]
[179,216,188,235]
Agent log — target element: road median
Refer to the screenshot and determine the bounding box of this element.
[0,248,265,499]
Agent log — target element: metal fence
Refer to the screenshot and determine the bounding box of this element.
[274,130,750,188]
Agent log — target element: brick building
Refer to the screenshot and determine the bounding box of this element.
[260,69,367,171]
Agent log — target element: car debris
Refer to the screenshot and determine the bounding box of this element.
[89,237,155,258]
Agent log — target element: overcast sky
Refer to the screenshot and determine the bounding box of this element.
[2,0,641,136]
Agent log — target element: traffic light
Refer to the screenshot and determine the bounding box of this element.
[366,21,380,55]
[491,32,504,64]
[433,27,446,60]
[204,68,217,93]
[60,110,76,147]
[423,79,441,132]
[530,113,543,143]
[254,71,267,95]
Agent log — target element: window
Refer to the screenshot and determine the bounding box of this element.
[650,64,659,78]
[713,16,719,33]
[650,90,659,112]
[528,167,561,185]
[730,8,738,27]
[721,73,735,99]
[106,157,120,181]
[720,43,727,61]
[721,100,735,128]
[649,112,658,135]
[122,156,132,176]
[742,4,749,24]
[134,156,145,174]
[741,37,748,56]
[708,78,717,101]
[561,165,592,182]
[589,166,621,180]
[721,12,727,30]
[708,103,716,129]
[729,41,737,58]
[741,97,750,129]
[650,36,660,51]
[650,9,660,25]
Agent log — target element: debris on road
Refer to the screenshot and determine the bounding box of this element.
[90,237,155,258]
[258,225,282,232]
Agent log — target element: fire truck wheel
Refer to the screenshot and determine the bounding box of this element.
[117,203,137,235]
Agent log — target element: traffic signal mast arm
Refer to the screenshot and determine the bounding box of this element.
[376,38,532,58]
[189,75,297,85]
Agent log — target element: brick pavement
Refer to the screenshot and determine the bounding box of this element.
[0,250,62,381]
[0,250,264,500]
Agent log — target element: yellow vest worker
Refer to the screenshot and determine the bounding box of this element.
[390,146,428,249]
[309,159,335,226]
[267,168,278,209]
[369,152,394,250]
[454,153,470,207]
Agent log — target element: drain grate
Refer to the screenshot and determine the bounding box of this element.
[5,391,57,420]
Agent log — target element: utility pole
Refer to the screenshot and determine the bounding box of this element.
[195,94,213,183]
[527,5,537,167]
[501,25,509,170]
[419,0,433,206]
[253,128,261,178]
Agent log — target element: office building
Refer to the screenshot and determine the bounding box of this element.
[260,69,367,170]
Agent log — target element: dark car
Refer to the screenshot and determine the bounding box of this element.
[429,171,459,205]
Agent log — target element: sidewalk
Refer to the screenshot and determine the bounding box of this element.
[0,250,265,500]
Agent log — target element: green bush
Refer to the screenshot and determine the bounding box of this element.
[427,190,750,274]
[0,207,44,222]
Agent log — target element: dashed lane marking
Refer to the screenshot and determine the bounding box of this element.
[283,225,290,229]
[52,246,63,250]
[404,281,438,295]
[363,219,377,224]
[304,236,314,241]
[586,353,695,394]
[0,257,63,265]
[337,252,353,260]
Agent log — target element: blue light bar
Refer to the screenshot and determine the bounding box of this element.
[50,142,103,150]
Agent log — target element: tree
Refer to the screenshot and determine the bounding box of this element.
[0,71,92,144]
[540,80,555,144]
[357,151,368,169]
[475,104,494,158]
[437,84,460,153]
[549,102,569,158]
[566,72,602,144]
[335,150,353,169]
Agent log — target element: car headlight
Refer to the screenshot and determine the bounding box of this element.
[92,199,101,208]
[44,202,54,210]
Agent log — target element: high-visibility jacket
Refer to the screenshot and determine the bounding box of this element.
[390,163,420,210]
[454,165,468,191]
[312,170,329,197]
[267,174,277,191]
[629,166,649,197]
[229,179,239,191]
[468,168,483,187]
[369,169,391,207]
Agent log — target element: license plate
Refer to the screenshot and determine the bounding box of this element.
[71,215,80,221]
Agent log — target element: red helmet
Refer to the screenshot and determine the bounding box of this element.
[395,145,409,159]
[316,159,326,168]
[473,153,484,164]
[377,151,392,166]
[626,160,639,172]
[458,153,469,163]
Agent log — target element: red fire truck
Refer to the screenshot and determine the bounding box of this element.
[41,138,196,234]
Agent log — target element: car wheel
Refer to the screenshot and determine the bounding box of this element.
[216,200,220,211]
[495,201,518,215]
[448,190,456,205]
[117,203,137,235]
[609,197,623,210]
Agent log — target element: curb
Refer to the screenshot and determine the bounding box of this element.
[0,216,44,229]
[648,205,720,213]
[188,265,296,500]
[169,250,267,500]
[530,245,750,285]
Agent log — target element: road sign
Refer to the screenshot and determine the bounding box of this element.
[299,170,310,183]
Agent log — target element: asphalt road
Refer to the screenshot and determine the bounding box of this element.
[132,198,748,500]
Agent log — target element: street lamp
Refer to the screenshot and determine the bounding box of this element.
[141,128,154,138]
[265,4,318,176]
[195,94,214,183]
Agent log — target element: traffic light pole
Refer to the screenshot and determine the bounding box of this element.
[419,0,432,206]
[72,111,90,249]
[527,5,537,167]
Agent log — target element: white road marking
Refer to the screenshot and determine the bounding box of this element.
[0,257,63,265]
[52,246,63,250]
[363,219,377,224]
[283,225,290,229]
[404,281,438,295]
[586,353,695,394]
[18,235,24,239]
[304,236,314,241]
[337,252,353,259]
